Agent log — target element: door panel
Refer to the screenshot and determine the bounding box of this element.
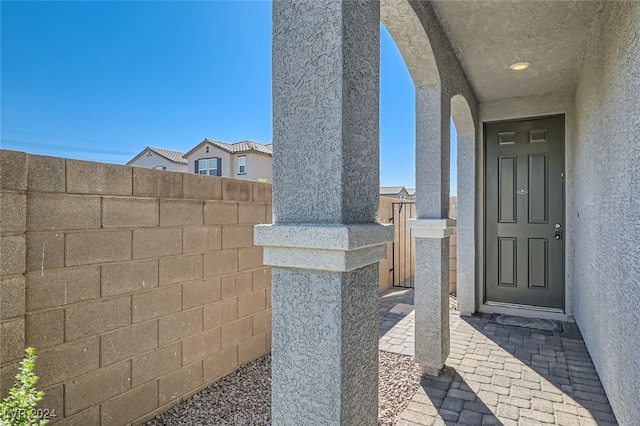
[498,238,516,286]
[528,238,548,289]
[498,156,516,223]
[528,154,548,223]
[485,116,564,309]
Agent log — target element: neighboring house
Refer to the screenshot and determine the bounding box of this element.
[127,146,188,172]
[380,186,410,199]
[406,188,415,200]
[184,139,273,182]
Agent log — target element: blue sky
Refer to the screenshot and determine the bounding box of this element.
[1,1,457,192]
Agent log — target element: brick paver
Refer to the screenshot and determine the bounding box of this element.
[379,288,618,425]
[379,287,415,356]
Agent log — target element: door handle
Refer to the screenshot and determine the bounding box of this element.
[554,223,562,240]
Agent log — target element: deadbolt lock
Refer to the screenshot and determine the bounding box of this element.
[554,223,562,240]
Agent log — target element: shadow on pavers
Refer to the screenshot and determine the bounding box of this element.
[461,314,618,425]
[403,366,504,425]
[379,287,414,334]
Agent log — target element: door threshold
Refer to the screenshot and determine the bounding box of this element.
[479,302,573,322]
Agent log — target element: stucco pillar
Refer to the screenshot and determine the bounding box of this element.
[410,86,454,376]
[451,94,478,316]
[456,129,477,316]
[257,1,392,424]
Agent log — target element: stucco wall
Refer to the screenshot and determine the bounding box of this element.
[572,3,640,425]
[382,0,480,316]
[128,149,188,173]
[186,146,272,183]
[242,153,273,182]
[186,145,231,176]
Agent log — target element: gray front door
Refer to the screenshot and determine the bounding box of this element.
[485,115,564,309]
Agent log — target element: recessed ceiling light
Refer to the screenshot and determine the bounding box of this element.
[510,62,530,71]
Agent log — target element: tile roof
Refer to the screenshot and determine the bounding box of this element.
[380,186,407,195]
[204,139,273,156]
[147,147,188,164]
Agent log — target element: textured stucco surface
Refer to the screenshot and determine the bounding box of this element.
[254,223,393,250]
[383,0,480,363]
[452,95,477,315]
[415,86,450,219]
[380,3,639,423]
[386,0,479,216]
[408,0,480,219]
[403,1,480,318]
[255,223,393,272]
[272,0,379,224]
[262,245,388,273]
[414,0,601,319]
[430,0,603,102]
[571,3,640,424]
[269,1,382,424]
[414,238,450,373]
[271,265,378,425]
[409,218,455,239]
[380,0,439,87]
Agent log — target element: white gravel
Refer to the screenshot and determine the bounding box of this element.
[145,356,271,426]
[450,293,458,311]
[145,351,422,426]
[378,351,422,425]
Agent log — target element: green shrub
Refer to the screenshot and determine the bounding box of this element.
[0,348,49,426]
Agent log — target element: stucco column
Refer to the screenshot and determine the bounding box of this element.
[410,86,454,376]
[456,130,477,316]
[257,1,392,424]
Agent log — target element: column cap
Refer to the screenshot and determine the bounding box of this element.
[409,218,457,239]
[254,223,394,272]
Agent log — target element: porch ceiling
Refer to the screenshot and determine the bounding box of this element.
[429,0,604,102]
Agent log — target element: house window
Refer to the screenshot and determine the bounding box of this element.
[238,156,246,175]
[196,158,221,176]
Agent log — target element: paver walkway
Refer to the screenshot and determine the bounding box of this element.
[379,287,415,356]
[379,288,618,426]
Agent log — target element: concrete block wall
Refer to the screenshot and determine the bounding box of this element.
[0,150,272,425]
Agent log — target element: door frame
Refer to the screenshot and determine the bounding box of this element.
[481,113,566,316]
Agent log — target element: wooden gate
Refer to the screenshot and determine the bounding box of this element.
[391,202,416,288]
